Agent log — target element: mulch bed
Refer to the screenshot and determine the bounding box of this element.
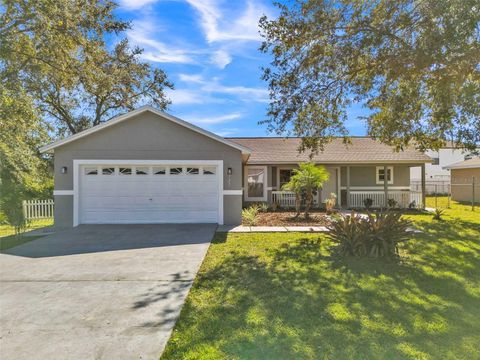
[254,211,331,226]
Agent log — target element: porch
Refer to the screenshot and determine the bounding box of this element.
[246,163,426,210]
[272,189,424,209]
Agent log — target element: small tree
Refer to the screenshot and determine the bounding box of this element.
[282,163,330,218]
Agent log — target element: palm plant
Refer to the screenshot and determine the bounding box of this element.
[282,163,330,218]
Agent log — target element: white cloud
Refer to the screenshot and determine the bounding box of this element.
[211,49,232,69]
[178,74,205,83]
[189,113,242,125]
[118,0,157,10]
[185,0,268,43]
[175,73,268,103]
[127,20,194,64]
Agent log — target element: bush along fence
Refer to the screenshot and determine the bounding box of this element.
[22,199,54,220]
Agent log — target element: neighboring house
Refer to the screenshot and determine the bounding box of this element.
[410,145,477,182]
[40,106,431,228]
[443,158,480,204]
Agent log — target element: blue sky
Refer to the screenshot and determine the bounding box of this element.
[115,0,369,137]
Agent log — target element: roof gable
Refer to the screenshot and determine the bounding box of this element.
[40,106,251,154]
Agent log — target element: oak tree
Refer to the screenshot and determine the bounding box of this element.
[260,0,479,152]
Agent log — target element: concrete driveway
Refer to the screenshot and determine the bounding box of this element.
[0,224,216,360]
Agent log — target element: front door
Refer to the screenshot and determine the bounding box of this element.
[320,167,339,206]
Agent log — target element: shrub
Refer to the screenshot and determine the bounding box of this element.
[328,213,369,256]
[328,211,412,259]
[387,198,398,209]
[271,201,280,212]
[325,193,337,214]
[432,208,444,221]
[408,201,417,210]
[363,198,373,210]
[242,205,260,226]
[258,202,269,213]
[2,199,27,235]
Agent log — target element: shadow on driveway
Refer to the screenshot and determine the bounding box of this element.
[3,224,217,258]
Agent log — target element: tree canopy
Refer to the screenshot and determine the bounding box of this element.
[260,0,480,152]
[282,162,329,218]
[0,0,172,136]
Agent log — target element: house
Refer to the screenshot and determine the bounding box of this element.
[40,106,431,228]
[443,158,480,204]
[410,144,478,181]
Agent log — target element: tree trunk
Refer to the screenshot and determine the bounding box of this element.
[295,192,301,217]
[305,192,313,219]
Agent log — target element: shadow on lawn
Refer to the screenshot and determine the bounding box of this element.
[162,219,480,359]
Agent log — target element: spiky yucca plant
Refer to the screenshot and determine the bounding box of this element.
[328,211,412,259]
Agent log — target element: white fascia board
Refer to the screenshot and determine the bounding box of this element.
[40,106,251,155]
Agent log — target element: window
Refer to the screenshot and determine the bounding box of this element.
[170,167,183,175]
[135,167,149,175]
[279,169,294,189]
[376,166,393,184]
[245,166,266,200]
[431,157,440,165]
[153,167,166,175]
[102,167,115,175]
[203,167,216,175]
[119,167,132,175]
[186,167,199,175]
[85,167,98,175]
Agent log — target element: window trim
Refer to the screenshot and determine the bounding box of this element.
[277,167,295,191]
[244,165,268,201]
[376,166,394,185]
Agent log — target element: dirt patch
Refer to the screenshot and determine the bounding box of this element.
[254,211,331,226]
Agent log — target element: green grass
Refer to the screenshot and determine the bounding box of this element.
[162,199,480,359]
[0,219,53,251]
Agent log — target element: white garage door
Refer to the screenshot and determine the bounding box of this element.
[79,164,220,224]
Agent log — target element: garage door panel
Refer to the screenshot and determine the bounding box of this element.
[79,164,220,224]
[82,210,218,224]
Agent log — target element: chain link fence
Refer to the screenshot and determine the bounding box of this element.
[412,178,479,210]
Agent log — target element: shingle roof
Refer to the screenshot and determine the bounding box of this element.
[229,137,431,164]
[444,157,480,169]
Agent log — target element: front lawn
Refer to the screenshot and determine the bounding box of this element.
[163,200,480,359]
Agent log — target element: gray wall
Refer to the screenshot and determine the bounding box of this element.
[340,164,412,206]
[53,111,243,227]
[340,165,411,187]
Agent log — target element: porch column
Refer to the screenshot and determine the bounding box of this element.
[384,165,389,208]
[421,163,426,209]
[346,166,351,208]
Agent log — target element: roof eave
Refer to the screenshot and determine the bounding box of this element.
[245,159,432,165]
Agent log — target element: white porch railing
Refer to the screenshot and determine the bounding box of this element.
[272,191,297,208]
[22,199,54,220]
[349,191,422,208]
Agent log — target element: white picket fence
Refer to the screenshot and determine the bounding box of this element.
[22,199,54,220]
[349,191,423,208]
[272,191,297,207]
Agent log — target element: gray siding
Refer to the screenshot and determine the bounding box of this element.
[340,165,411,187]
[53,111,243,227]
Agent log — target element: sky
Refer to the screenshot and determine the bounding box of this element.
[114,0,369,138]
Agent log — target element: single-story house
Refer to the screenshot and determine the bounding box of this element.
[40,106,431,227]
[444,158,480,203]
